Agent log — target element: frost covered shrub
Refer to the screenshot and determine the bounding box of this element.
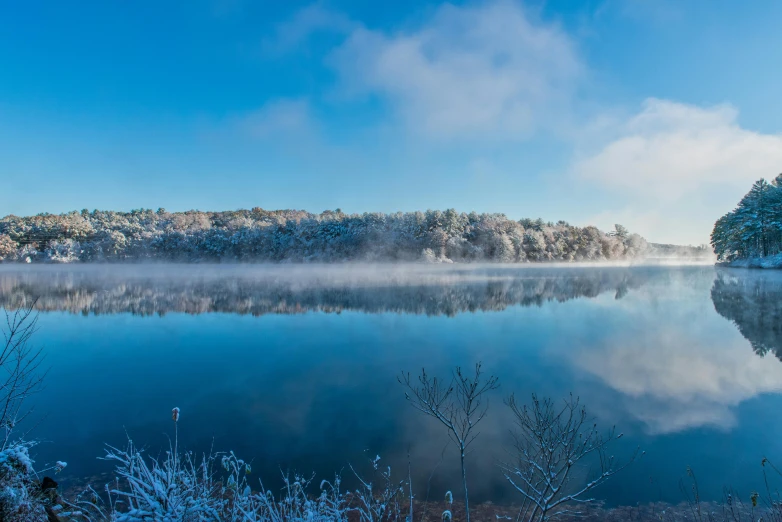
[64,440,290,521]
[0,442,54,522]
[65,409,408,522]
[65,446,404,522]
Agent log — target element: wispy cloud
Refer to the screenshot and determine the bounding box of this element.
[328,0,582,141]
[604,0,684,23]
[573,99,782,243]
[260,3,781,245]
[263,3,356,54]
[239,98,316,140]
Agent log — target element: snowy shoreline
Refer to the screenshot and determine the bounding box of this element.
[724,253,782,269]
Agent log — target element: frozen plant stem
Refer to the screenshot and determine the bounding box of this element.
[172,406,180,468]
[408,450,414,522]
[399,362,499,522]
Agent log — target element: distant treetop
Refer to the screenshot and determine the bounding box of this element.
[0,207,649,264]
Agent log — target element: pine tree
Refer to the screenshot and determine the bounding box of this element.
[712,176,782,260]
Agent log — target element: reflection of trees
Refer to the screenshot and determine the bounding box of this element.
[0,266,648,317]
[711,270,782,359]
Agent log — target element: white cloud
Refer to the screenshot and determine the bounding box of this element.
[573,99,782,244]
[240,98,315,139]
[595,0,684,23]
[329,1,582,141]
[264,4,355,53]
[264,6,782,246]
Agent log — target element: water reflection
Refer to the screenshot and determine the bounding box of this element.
[2,264,782,506]
[711,269,782,360]
[552,269,782,435]
[4,265,780,439]
[570,325,782,434]
[0,264,644,316]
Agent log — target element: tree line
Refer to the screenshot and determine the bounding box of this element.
[711,175,782,261]
[0,208,649,263]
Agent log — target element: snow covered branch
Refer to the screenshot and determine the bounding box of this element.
[501,393,641,522]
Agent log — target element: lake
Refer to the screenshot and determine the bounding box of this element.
[1,263,782,509]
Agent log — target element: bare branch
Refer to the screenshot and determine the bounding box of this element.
[501,393,640,522]
[0,299,45,449]
[399,362,499,522]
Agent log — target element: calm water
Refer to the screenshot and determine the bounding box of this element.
[2,263,782,507]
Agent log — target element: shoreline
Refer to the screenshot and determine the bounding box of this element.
[723,253,782,269]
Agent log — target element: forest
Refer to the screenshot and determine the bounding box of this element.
[711,174,782,264]
[0,208,651,264]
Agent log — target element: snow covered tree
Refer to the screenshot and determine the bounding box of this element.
[0,235,18,262]
[611,224,629,239]
[712,176,782,260]
[0,208,650,264]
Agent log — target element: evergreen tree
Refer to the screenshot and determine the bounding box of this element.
[712,176,782,260]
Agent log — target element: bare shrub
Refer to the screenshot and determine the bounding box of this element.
[0,301,45,448]
[0,302,54,521]
[399,362,499,522]
[501,393,640,522]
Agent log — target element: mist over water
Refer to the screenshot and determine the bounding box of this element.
[2,263,782,508]
[0,262,711,316]
[0,263,652,316]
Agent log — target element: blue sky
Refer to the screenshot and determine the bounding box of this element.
[2,0,782,244]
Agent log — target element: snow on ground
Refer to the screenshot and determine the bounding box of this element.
[727,253,782,269]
